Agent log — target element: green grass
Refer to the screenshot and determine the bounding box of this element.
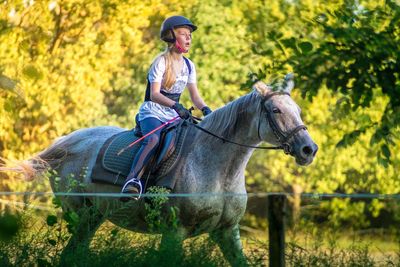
[0,215,228,267]
[1,207,400,266]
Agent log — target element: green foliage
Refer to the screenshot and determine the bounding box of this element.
[243,0,400,224]
[0,205,398,266]
[287,238,377,266]
[254,0,400,164]
[1,0,399,227]
[144,186,179,232]
[63,211,80,234]
[336,123,376,148]
[0,208,229,267]
[0,211,21,241]
[46,214,57,226]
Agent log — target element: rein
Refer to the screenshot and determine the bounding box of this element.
[191,123,284,150]
[191,92,307,153]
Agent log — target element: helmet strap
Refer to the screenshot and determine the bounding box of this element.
[174,39,188,53]
[169,29,188,53]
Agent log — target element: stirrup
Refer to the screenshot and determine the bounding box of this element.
[121,178,143,201]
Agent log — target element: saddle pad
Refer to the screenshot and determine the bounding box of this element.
[102,130,141,177]
[91,122,189,187]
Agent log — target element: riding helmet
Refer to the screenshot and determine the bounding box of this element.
[160,15,197,43]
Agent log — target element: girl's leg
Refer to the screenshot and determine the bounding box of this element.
[121,117,163,199]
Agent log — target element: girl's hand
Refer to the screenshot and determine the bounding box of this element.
[172,103,191,119]
[201,106,212,116]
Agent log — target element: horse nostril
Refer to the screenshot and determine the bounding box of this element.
[302,145,313,156]
[312,144,319,157]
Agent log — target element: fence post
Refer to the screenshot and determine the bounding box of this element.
[268,194,287,267]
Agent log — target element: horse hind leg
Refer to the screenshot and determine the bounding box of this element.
[59,200,104,266]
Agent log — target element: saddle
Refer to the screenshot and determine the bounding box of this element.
[91,120,189,189]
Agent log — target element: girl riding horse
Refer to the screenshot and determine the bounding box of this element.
[121,16,212,200]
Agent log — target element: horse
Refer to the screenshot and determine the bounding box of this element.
[4,75,317,266]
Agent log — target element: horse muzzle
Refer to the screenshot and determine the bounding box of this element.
[291,138,318,166]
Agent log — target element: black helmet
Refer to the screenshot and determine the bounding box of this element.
[160,16,197,43]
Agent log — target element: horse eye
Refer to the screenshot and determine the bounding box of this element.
[272,108,281,114]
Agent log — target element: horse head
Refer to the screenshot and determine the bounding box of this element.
[253,74,318,165]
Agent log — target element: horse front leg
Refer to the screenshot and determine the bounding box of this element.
[210,224,248,267]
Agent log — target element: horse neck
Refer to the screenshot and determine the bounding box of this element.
[198,92,262,146]
[188,93,261,189]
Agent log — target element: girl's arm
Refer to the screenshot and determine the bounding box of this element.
[151,82,191,119]
[150,82,176,108]
[187,83,207,110]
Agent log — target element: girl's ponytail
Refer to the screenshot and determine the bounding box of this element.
[161,47,176,91]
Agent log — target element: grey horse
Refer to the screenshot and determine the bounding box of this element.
[7,76,317,266]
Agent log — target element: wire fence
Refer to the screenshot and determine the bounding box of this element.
[1,191,399,212]
[1,191,400,198]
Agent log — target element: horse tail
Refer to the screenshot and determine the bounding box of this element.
[0,137,68,181]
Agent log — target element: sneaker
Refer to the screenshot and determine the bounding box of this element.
[120,178,143,202]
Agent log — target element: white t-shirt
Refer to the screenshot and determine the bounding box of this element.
[138,56,196,122]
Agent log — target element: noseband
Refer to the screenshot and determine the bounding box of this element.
[259,92,307,154]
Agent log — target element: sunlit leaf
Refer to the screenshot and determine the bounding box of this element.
[0,74,17,91]
[22,65,43,80]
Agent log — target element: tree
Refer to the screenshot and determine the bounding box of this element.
[256,0,400,166]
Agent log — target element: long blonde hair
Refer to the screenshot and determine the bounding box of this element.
[157,28,183,90]
[151,47,176,91]
[161,46,176,90]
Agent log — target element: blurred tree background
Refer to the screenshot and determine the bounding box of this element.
[0,0,399,229]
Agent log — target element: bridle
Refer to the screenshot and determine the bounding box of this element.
[191,92,307,153]
[259,92,307,154]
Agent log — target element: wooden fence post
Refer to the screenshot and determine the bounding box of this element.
[268,194,287,267]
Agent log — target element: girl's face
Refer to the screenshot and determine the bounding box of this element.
[173,27,192,51]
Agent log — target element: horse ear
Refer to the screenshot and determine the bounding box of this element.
[252,81,272,96]
[283,73,295,93]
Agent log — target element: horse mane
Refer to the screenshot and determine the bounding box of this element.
[199,91,262,139]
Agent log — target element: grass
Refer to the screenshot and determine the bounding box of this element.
[1,210,399,267]
[1,191,400,267]
[0,214,227,267]
[284,222,400,267]
[56,229,230,267]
